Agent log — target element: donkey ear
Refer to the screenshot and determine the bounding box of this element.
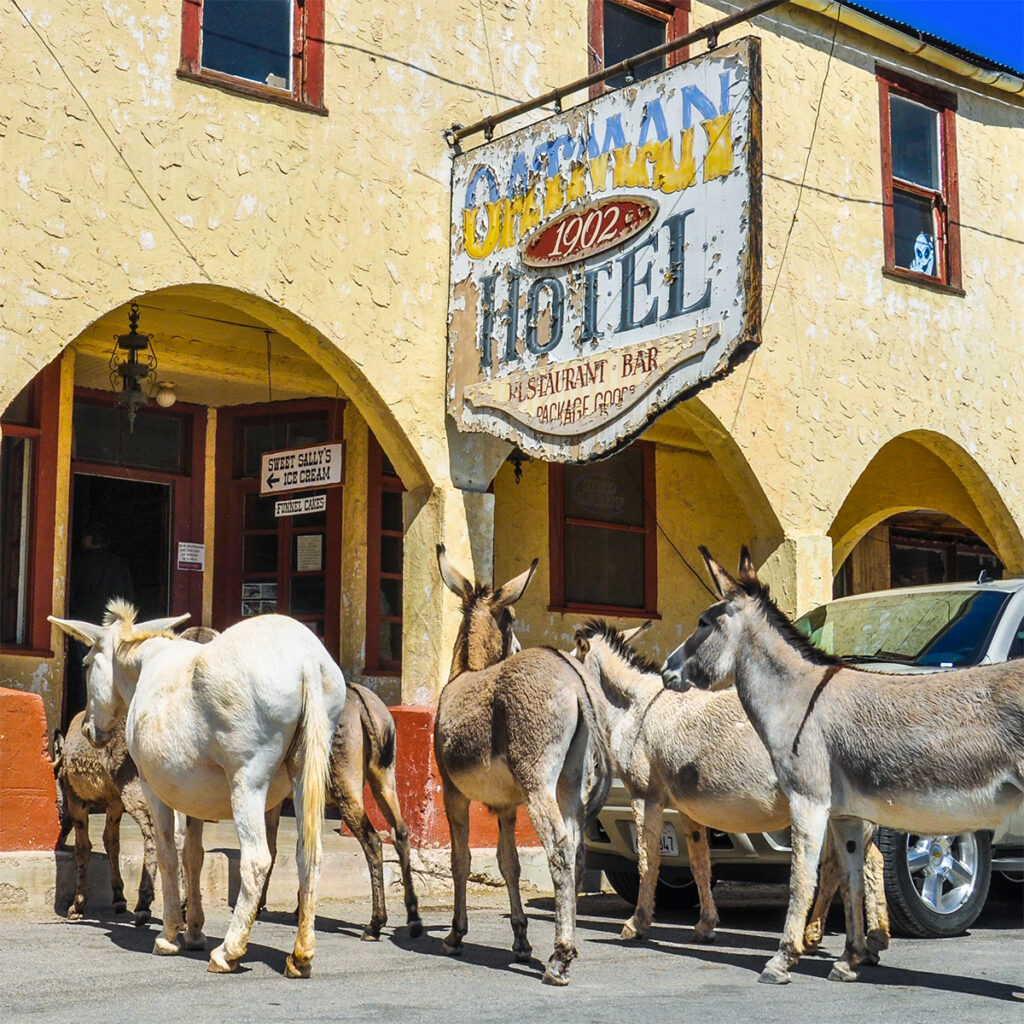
[493,558,539,609]
[574,632,590,660]
[737,546,759,586]
[621,620,652,643]
[436,544,474,601]
[136,613,191,635]
[698,547,742,599]
[48,615,104,647]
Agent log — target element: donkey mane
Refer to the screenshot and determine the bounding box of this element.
[578,619,662,676]
[102,598,179,643]
[746,584,842,668]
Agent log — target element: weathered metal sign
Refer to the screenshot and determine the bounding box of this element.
[447,37,761,461]
[260,443,343,496]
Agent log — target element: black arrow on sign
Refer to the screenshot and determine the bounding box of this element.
[266,473,280,489]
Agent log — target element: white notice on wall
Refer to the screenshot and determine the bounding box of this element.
[177,542,205,572]
[295,534,323,572]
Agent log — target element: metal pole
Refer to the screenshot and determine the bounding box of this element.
[444,0,790,148]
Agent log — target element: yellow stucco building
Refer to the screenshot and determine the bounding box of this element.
[2,0,1022,749]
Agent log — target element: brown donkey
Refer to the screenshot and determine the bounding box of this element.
[434,546,611,985]
[262,680,422,940]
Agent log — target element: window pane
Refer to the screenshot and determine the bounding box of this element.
[73,403,121,463]
[890,95,940,189]
[288,418,329,449]
[123,411,184,472]
[563,447,644,525]
[0,437,32,644]
[291,575,325,616]
[243,534,278,573]
[893,191,937,275]
[1,381,34,425]
[381,491,403,532]
[565,524,644,607]
[604,2,666,88]
[381,535,403,574]
[202,0,292,89]
[380,577,402,618]
[242,422,286,477]
[378,621,402,664]
[244,492,278,531]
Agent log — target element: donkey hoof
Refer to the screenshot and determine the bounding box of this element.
[207,945,238,972]
[361,927,382,942]
[758,965,791,985]
[620,920,644,941]
[133,910,151,928]
[542,964,571,986]
[691,926,716,944]
[408,918,423,939]
[113,900,128,915]
[828,961,858,983]
[284,954,313,979]
[860,951,880,967]
[66,908,84,922]
[513,944,533,964]
[184,931,207,951]
[154,936,181,956]
[866,928,890,954]
[442,938,464,956]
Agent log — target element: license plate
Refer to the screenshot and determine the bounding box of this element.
[629,822,679,858]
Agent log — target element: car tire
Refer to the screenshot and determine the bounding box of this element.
[604,867,702,911]
[877,826,992,938]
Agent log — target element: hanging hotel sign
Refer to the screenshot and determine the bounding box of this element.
[260,443,344,496]
[447,37,761,462]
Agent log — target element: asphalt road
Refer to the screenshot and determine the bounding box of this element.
[2,882,1022,1024]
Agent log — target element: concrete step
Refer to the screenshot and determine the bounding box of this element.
[0,814,562,923]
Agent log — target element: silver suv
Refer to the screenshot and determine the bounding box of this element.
[583,576,1024,937]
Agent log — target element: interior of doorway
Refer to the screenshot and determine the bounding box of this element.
[63,474,171,727]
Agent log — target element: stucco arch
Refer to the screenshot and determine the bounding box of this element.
[830,431,1024,574]
[57,284,436,495]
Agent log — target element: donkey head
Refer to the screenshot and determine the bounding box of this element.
[661,546,760,692]
[49,600,189,747]
[437,544,536,678]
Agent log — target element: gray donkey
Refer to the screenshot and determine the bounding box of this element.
[663,548,1024,985]
[434,545,611,985]
[574,619,888,954]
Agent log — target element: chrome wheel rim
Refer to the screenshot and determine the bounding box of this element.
[905,832,980,914]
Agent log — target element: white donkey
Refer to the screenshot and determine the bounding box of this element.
[50,601,346,978]
[662,549,1024,985]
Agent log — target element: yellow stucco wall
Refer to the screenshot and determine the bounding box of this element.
[2,1,1021,713]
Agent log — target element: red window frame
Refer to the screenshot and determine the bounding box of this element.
[178,0,326,114]
[0,359,61,656]
[588,0,690,96]
[877,66,961,292]
[364,435,404,676]
[548,441,658,617]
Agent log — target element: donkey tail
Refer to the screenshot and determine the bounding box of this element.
[349,683,396,772]
[298,662,334,869]
[561,653,612,825]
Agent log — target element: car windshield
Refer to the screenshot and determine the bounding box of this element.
[793,589,1011,668]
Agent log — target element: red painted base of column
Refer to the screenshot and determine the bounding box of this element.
[349,705,539,848]
[0,687,61,852]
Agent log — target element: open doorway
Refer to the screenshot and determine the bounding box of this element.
[64,475,171,726]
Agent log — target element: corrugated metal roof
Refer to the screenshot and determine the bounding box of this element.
[844,0,1024,76]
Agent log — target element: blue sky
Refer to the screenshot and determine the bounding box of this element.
[852,1,1024,73]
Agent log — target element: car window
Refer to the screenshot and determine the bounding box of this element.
[794,590,1011,668]
[1009,615,1024,660]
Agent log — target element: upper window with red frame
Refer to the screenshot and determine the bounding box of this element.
[877,68,961,291]
[589,1,689,91]
[179,0,326,113]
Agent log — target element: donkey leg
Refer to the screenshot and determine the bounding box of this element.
[209,788,272,973]
[181,816,207,950]
[441,783,471,956]
[683,819,719,943]
[369,771,422,937]
[121,782,158,925]
[338,793,387,941]
[66,790,91,920]
[526,792,577,986]
[826,817,868,982]
[258,802,282,917]
[863,829,890,961]
[147,795,186,956]
[760,797,830,985]
[496,807,531,962]
[621,797,659,941]
[805,831,840,953]
[101,802,128,914]
[286,774,320,979]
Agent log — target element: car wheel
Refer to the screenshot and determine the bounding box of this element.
[603,867,702,911]
[877,826,992,938]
